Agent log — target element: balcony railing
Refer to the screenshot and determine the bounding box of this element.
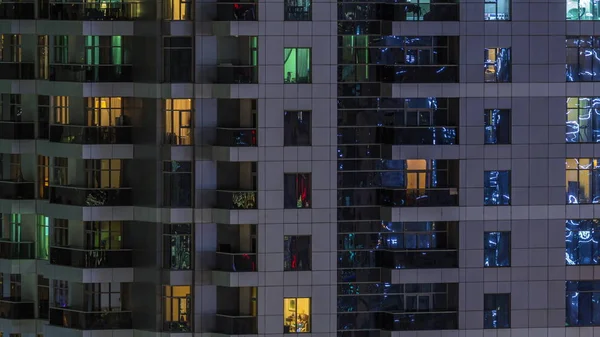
[0,241,35,260]
[0,63,35,80]
[216,65,257,84]
[216,127,257,146]
[39,300,49,320]
[339,64,458,83]
[378,127,458,145]
[379,188,458,207]
[42,2,141,20]
[49,307,132,330]
[0,2,34,19]
[381,311,458,330]
[215,314,258,334]
[379,249,458,269]
[49,125,132,144]
[0,122,35,140]
[49,186,133,206]
[215,190,257,209]
[382,3,459,21]
[215,252,257,272]
[0,181,35,199]
[215,3,257,20]
[38,122,49,139]
[50,246,133,268]
[49,64,133,82]
[0,298,35,319]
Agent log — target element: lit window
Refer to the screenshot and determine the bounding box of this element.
[284,48,311,84]
[484,294,510,328]
[284,236,311,271]
[566,219,600,265]
[567,36,600,81]
[484,231,511,267]
[484,170,511,206]
[164,99,193,145]
[284,173,311,208]
[86,97,123,126]
[566,281,600,326]
[164,285,192,332]
[567,0,599,20]
[484,48,511,83]
[36,216,49,260]
[163,0,192,20]
[565,158,600,204]
[284,111,311,146]
[163,224,192,270]
[484,109,510,144]
[566,97,600,142]
[285,0,311,20]
[484,0,510,20]
[283,297,311,333]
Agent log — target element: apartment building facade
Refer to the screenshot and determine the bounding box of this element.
[0,0,592,336]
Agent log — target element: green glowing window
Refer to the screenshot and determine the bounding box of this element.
[37,216,49,260]
[284,48,311,84]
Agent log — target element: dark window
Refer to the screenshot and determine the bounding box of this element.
[84,283,122,311]
[566,219,600,265]
[483,231,510,267]
[163,161,193,208]
[284,111,311,146]
[567,281,600,326]
[484,48,511,83]
[284,0,311,20]
[484,109,510,144]
[284,173,311,209]
[52,219,68,247]
[163,224,192,270]
[52,280,68,307]
[484,170,511,206]
[164,37,193,83]
[38,275,49,319]
[484,293,510,328]
[284,236,311,271]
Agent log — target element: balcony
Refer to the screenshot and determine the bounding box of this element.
[216,190,257,209]
[0,2,34,19]
[49,65,133,82]
[0,63,35,80]
[215,314,258,334]
[42,2,141,20]
[215,252,257,272]
[0,122,35,140]
[0,298,35,319]
[216,2,257,20]
[50,246,132,268]
[0,241,34,259]
[382,2,459,21]
[0,181,34,199]
[379,188,458,207]
[379,249,458,269]
[216,65,257,84]
[49,186,133,206]
[216,128,257,147]
[378,127,458,145]
[381,311,457,330]
[49,307,132,330]
[49,125,132,144]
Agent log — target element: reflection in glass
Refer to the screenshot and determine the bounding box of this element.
[484,0,510,20]
[284,236,311,271]
[483,231,511,267]
[567,0,599,19]
[566,97,600,142]
[163,224,192,270]
[565,158,600,204]
[285,0,311,20]
[484,109,510,144]
[567,36,600,82]
[566,219,600,265]
[484,293,510,328]
[566,281,600,326]
[284,173,311,208]
[483,170,511,206]
[484,48,511,83]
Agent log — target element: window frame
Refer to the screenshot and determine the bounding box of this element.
[164,99,193,145]
[163,161,193,208]
[284,0,312,21]
[284,47,312,84]
[163,223,193,270]
[163,37,193,83]
[163,0,193,20]
[284,173,312,209]
[84,159,123,189]
[484,47,512,83]
[52,279,68,308]
[52,219,69,247]
[163,285,192,332]
[283,297,311,333]
[483,170,511,206]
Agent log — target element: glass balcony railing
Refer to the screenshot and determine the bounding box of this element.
[50,246,132,268]
[49,307,132,330]
[215,3,257,20]
[379,188,459,207]
[0,2,35,19]
[49,65,133,82]
[39,300,49,320]
[0,181,35,199]
[0,122,35,140]
[0,63,35,80]
[378,127,458,145]
[0,298,35,319]
[215,190,257,209]
[215,252,257,272]
[42,2,141,20]
[380,311,458,330]
[49,186,133,206]
[0,241,35,259]
[215,314,258,334]
[215,127,257,146]
[216,65,258,84]
[38,122,49,139]
[49,125,132,144]
[379,249,458,269]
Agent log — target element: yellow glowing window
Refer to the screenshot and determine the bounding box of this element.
[164,285,192,329]
[283,297,311,333]
[164,98,193,145]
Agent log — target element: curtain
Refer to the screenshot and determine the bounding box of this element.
[296,48,310,80]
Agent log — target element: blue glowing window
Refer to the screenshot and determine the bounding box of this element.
[566,219,600,265]
[484,170,511,206]
[484,48,511,83]
[484,109,511,144]
[566,281,600,326]
[484,0,510,20]
[484,293,510,328]
[567,36,600,82]
[566,97,600,143]
[484,231,511,267]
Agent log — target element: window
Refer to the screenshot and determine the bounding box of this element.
[38,156,49,199]
[38,36,48,80]
[84,283,122,311]
[484,231,511,267]
[10,274,20,300]
[85,97,123,126]
[566,280,600,326]
[38,95,50,139]
[52,280,68,307]
[37,216,49,260]
[565,158,600,204]
[52,96,69,124]
[52,219,68,247]
[284,111,311,146]
[566,219,600,265]
[163,161,193,208]
[568,0,600,19]
[6,94,21,121]
[0,34,22,63]
[163,224,192,270]
[38,275,49,319]
[484,294,510,328]
[85,222,122,249]
[3,154,23,181]
[484,48,511,83]
[484,0,510,20]
[53,157,68,186]
[284,48,311,84]
[484,109,510,144]
[3,213,21,241]
[484,170,511,205]
[285,0,311,20]
[566,97,600,142]
[164,285,192,332]
[284,236,311,271]
[53,36,68,64]
[164,37,193,83]
[283,297,311,333]
[164,99,193,145]
[85,159,124,188]
[284,173,311,209]
[567,36,600,81]
[163,0,192,20]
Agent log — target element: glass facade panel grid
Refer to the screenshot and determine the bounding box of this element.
[567,36,600,81]
[566,97,600,142]
[566,219,600,265]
